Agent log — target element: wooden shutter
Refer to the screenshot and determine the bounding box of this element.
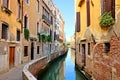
[105,0,112,12]
[76,12,80,32]
[111,0,115,18]
[3,0,8,8]
[86,0,90,27]
[104,0,115,18]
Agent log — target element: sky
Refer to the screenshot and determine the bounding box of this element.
[53,0,75,41]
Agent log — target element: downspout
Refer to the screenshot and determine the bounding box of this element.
[21,0,23,64]
[21,0,23,33]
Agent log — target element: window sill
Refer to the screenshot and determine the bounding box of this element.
[1,6,12,15]
[0,39,9,42]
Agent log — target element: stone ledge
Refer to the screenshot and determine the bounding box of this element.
[22,56,47,80]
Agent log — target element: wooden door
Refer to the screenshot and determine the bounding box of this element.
[9,47,15,68]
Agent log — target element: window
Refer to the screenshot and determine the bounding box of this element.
[88,43,90,55]
[17,30,20,41]
[104,43,110,53]
[17,1,21,19]
[54,32,56,41]
[82,44,86,66]
[51,16,53,24]
[86,0,90,27]
[50,29,52,37]
[101,0,105,14]
[37,0,40,13]
[3,0,9,8]
[24,46,28,56]
[111,0,115,18]
[25,0,29,4]
[37,22,39,33]
[2,23,8,40]
[79,44,80,52]
[76,12,80,32]
[24,15,28,29]
[37,46,39,54]
[101,0,115,18]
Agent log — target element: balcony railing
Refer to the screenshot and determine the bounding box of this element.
[42,14,51,25]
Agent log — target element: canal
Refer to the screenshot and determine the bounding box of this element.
[37,48,87,80]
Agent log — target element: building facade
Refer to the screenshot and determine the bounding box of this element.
[22,0,42,63]
[0,0,65,74]
[75,0,120,80]
[0,0,22,73]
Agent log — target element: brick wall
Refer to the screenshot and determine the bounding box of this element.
[92,36,120,80]
[29,57,47,75]
[76,36,120,80]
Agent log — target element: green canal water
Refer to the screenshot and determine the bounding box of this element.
[37,48,87,80]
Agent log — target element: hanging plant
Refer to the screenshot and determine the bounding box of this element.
[99,12,115,28]
[41,34,47,42]
[47,35,52,42]
[24,28,30,40]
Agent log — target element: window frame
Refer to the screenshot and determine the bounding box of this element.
[37,22,40,33]
[88,43,90,55]
[86,0,90,27]
[24,46,28,57]
[2,0,9,8]
[37,0,40,13]
[37,46,40,54]
[16,29,20,41]
[17,1,21,19]
[1,23,8,40]
[24,15,29,29]
[25,0,30,5]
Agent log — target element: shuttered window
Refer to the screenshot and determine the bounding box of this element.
[76,12,80,32]
[111,0,115,18]
[37,46,40,54]
[104,0,112,12]
[24,46,28,56]
[17,30,20,41]
[86,0,90,27]
[101,0,115,18]
[2,23,8,40]
[24,15,28,28]
[17,1,21,19]
[3,0,9,8]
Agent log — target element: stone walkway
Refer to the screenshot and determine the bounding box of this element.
[0,63,26,80]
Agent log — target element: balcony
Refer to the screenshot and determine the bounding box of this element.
[42,14,51,25]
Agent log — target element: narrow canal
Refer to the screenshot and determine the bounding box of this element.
[37,48,87,80]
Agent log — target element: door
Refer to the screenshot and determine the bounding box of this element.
[9,47,15,68]
[31,42,34,60]
[82,44,86,67]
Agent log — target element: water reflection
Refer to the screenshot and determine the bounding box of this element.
[37,48,87,80]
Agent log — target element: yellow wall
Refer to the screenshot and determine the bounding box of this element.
[0,0,21,40]
[75,0,118,42]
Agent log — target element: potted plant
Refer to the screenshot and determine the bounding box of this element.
[99,12,115,29]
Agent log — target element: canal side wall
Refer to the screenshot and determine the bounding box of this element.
[75,36,120,80]
[91,36,120,80]
[22,49,68,80]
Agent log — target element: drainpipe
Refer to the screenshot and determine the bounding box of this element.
[21,0,23,33]
[20,0,23,64]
